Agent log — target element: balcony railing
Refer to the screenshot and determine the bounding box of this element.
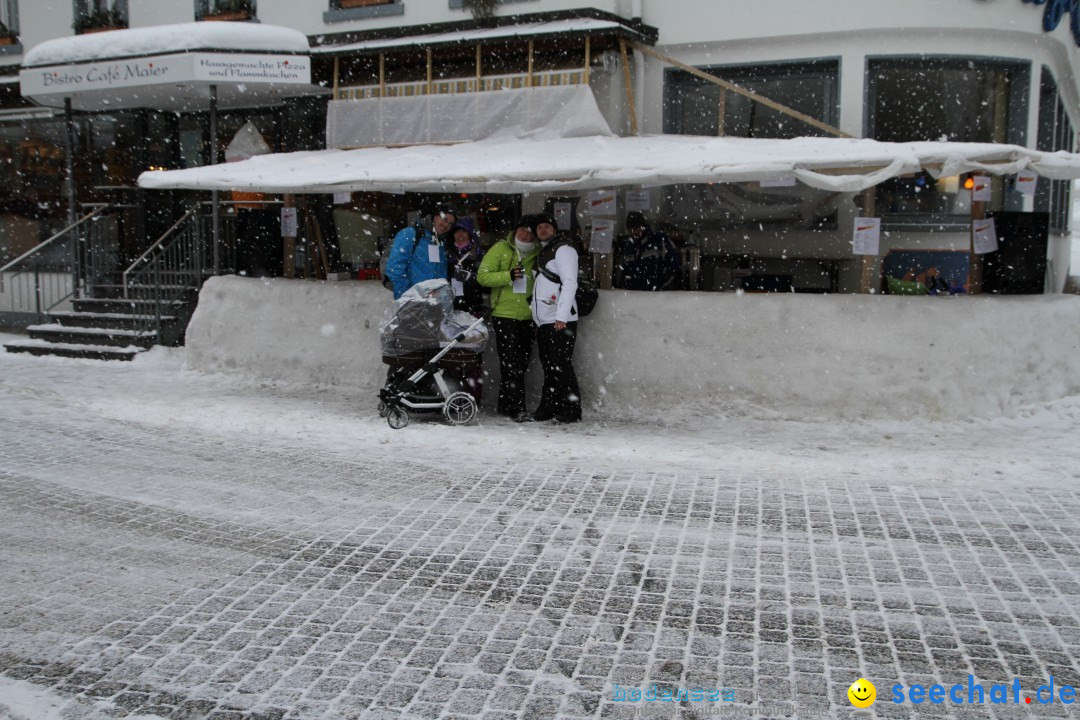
[339,68,587,100]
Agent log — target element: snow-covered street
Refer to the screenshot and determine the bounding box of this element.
[1,335,1079,719]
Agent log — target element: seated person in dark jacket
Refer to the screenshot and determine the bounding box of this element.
[613,211,681,291]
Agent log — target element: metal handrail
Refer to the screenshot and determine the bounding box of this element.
[0,207,107,281]
[122,203,200,297]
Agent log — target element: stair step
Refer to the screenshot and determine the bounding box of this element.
[48,311,177,329]
[4,338,146,361]
[72,298,189,315]
[27,324,157,348]
[89,284,196,299]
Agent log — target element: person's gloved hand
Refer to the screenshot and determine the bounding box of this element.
[510,265,524,281]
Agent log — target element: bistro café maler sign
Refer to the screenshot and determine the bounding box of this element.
[20,52,311,96]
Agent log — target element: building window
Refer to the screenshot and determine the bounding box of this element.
[73,0,129,33]
[664,60,840,138]
[196,0,257,21]
[867,57,1029,224]
[0,0,20,51]
[324,0,404,23]
[1036,69,1073,234]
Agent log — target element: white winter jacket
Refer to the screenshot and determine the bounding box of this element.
[531,242,579,326]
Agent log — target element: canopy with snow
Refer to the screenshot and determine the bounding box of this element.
[137,134,1080,195]
[20,22,324,112]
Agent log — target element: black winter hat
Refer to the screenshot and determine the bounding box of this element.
[530,213,556,236]
[515,214,536,231]
[625,211,649,229]
[434,203,459,220]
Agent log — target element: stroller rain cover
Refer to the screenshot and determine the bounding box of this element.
[380,279,488,357]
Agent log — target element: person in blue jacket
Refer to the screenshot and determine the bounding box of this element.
[386,204,457,300]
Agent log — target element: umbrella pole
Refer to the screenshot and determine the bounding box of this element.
[210,84,220,277]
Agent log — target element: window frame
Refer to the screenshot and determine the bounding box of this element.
[1036,67,1074,235]
[0,0,20,55]
[864,55,1030,230]
[73,0,129,34]
[662,58,841,138]
[324,0,404,24]
[195,0,258,22]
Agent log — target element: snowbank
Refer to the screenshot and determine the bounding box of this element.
[186,276,1080,420]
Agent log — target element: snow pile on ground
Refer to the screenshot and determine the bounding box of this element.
[186,276,1080,421]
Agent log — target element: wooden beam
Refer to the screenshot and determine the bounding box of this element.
[631,41,851,138]
[379,53,385,97]
[527,40,534,88]
[619,38,638,136]
[584,36,591,86]
[426,47,433,94]
[716,89,726,136]
[332,56,340,101]
[476,44,482,91]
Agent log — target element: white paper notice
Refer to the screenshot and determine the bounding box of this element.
[760,176,797,188]
[852,217,881,256]
[973,218,998,254]
[280,207,297,237]
[554,202,572,231]
[512,276,527,294]
[590,219,616,254]
[333,192,352,205]
[427,243,441,263]
[971,175,992,202]
[625,188,653,213]
[1015,172,1038,196]
[587,190,617,217]
[451,279,464,296]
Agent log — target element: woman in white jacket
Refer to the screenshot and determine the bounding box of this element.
[530,214,582,423]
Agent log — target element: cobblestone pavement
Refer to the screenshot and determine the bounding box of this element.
[2,363,1080,719]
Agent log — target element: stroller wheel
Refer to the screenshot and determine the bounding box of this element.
[387,406,410,429]
[378,401,389,418]
[443,392,478,426]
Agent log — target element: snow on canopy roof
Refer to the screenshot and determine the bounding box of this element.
[311,18,628,55]
[137,134,1080,195]
[23,22,309,68]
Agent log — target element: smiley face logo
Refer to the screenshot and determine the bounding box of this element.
[848,678,876,708]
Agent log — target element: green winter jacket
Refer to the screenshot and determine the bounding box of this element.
[477,234,540,321]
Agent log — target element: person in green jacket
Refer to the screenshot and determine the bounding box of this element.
[477,215,542,421]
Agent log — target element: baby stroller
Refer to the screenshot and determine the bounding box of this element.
[378,279,489,429]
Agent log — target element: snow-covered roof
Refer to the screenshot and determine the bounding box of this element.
[312,18,629,55]
[23,22,309,68]
[137,134,1080,195]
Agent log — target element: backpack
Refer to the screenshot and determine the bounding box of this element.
[380,224,426,290]
[535,237,599,318]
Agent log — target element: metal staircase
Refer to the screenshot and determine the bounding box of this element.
[3,204,209,361]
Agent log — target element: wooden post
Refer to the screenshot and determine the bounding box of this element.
[332,56,340,100]
[527,40,534,88]
[584,36,591,86]
[379,53,386,97]
[426,47,433,94]
[716,90,726,136]
[283,194,296,279]
[476,44,482,91]
[858,187,878,294]
[619,39,638,136]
